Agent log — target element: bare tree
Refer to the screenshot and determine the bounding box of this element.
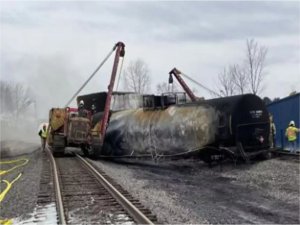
[13,83,34,118]
[289,91,297,96]
[245,39,268,95]
[0,81,13,114]
[230,64,248,94]
[123,59,151,94]
[216,68,236,97]
[216,39,267,97]
[0,81,34,118]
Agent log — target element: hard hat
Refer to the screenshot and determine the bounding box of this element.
[79,100,84,105]
[289,120,295,126]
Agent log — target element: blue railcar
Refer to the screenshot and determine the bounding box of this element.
[267,93,300,150]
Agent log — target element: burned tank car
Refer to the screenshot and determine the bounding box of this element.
[101,104,220,157]
[205,94,270,152]
[83,92,270,160]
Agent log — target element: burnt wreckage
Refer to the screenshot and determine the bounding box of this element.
[48,42,271,162]
[77,91,270,162]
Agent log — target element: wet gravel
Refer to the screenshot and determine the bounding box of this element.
[0,148,43,220]
[90,156,300,224]
[1,145,299,224]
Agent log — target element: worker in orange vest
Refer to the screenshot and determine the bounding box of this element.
[285,121,299,153]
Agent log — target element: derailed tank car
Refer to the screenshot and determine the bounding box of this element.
[78,92,270,162]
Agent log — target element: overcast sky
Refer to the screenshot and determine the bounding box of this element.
[0,1,299,117]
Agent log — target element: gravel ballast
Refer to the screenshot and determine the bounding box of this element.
[0,148,43,220]
[91,156,300,224]
[1,145,299,224]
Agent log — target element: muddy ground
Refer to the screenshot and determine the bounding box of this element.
[91,155,300,224]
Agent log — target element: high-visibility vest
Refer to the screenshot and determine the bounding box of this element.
[41,129,47,138]
[286,126,298,141]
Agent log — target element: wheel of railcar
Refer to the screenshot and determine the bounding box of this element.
[52,147,65,157]
[90,136,102,159]
[90,145,102,159]
[198,147,222,165]
[198,152,213,164]
[260,150,272,160]
[80,144,90,157]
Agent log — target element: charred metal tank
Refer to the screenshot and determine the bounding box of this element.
[79,92,270,160]
[102,104,219,156]
[205,94,270,151]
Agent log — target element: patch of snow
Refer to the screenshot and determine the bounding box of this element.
[12,203,57,225]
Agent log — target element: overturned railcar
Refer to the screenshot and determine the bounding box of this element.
[78,92,270,161]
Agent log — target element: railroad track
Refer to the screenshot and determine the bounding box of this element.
[271,149,300,162]
[44,147,156,224]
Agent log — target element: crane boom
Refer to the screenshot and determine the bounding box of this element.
[100,42,125,143]
[169,68,197,102]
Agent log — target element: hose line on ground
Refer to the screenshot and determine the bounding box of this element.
[0,173,22,202]
[0,158,29,176]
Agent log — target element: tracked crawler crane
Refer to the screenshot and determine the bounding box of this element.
[47,42,125,156]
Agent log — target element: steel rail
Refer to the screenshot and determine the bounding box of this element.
[273,149,300,157]
[45,147,66,225]
[75,154,155,225]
